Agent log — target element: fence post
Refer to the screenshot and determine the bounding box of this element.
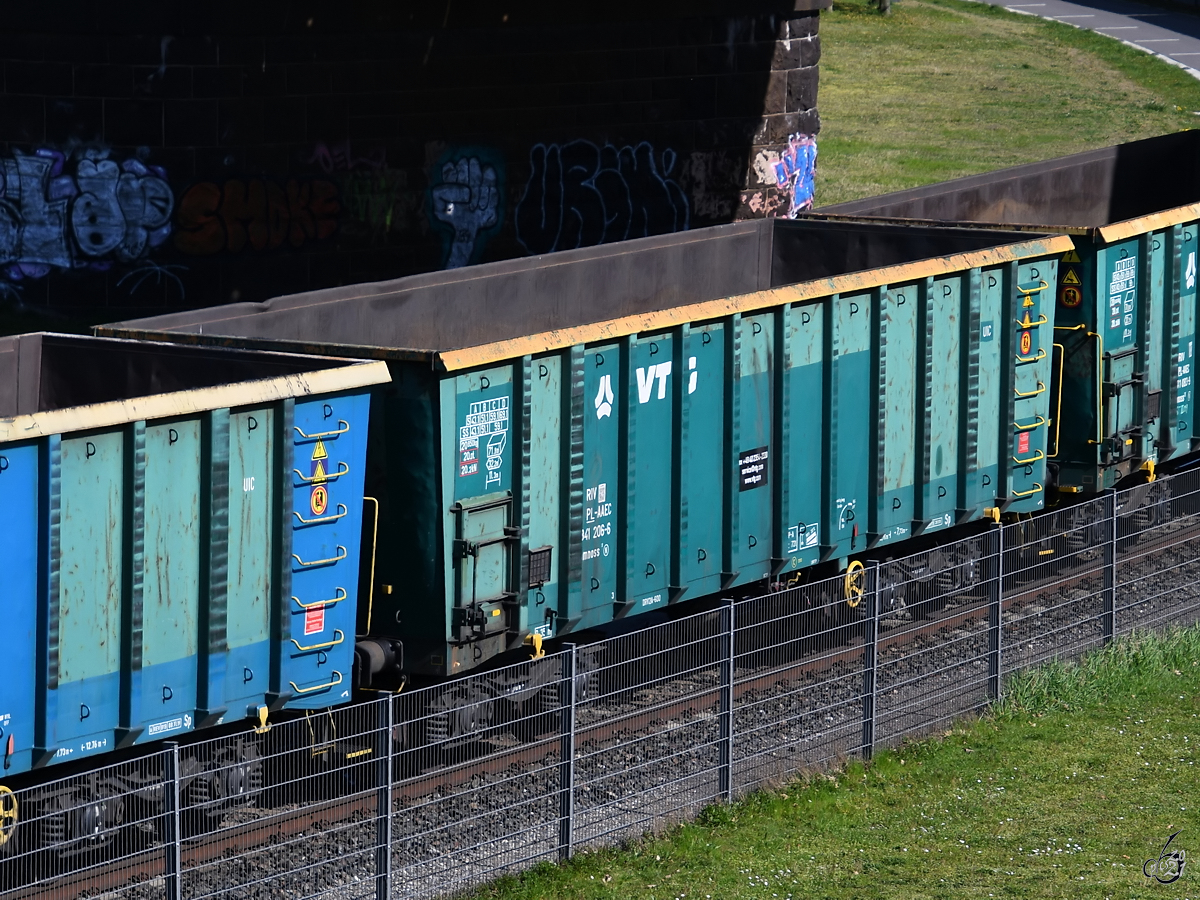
[163,742,182,900]
[376,697,393,900]
[1105,492,1118,644]
[558,644,576,862]
[860,563,879,761]
[718,599,736,803]
[988,525,1005,701]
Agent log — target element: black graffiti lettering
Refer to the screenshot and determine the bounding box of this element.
[516,140,689,256]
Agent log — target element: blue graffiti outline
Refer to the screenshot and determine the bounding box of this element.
[515,140,689,256]
[0,146,174,284]
[116,260,188,301]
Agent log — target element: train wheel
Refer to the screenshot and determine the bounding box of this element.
[0,787,17,854]
[427,683,493,746]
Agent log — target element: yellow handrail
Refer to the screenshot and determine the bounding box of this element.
[292,546,347,568]
[292,587,347,610]
[294,421,349,440]
[294,504,348,526]
[290,630,346,652]
[1013,416,1047,432]
[293,461,350,484]
[289,671,343,694]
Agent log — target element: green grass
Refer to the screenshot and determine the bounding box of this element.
[468,627,1200,899]
[817,0,1200,204]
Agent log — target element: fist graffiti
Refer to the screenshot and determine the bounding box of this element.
[431,158,499,269]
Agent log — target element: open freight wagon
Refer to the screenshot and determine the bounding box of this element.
[817,130,1200,494]
[104,218,1070,680]
[0,334,388,776]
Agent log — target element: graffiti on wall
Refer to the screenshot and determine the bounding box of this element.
[309,139,420,244]
[430,155,501,269]
[744,134,817,219]
[775,134,816,218]
[308,139,388,176]
[0,148,173,281]
[515,141,689,256]
[173,178,339,255]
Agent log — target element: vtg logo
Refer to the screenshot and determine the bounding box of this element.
[595,357,699,420]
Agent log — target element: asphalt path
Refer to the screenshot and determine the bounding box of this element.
[989,0,1200,79]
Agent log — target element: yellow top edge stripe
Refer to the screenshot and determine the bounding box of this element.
[439,236,1074,371]
[1096,202,1200,244]
[0,360,391,442]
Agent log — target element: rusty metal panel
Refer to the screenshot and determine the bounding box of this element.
[104,220,1066,360]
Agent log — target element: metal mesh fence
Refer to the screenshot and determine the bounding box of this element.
[389,654,564,900]
[1001,496,1111,678]
[1117,469,1200,635]
[874,532,998,749]
[5,468,1200,900]
[732,573,863,795]
[571,610,726,852]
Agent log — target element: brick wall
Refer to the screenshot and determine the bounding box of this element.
[0,0,828,316]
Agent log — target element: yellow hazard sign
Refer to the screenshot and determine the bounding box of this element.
[1023,295,1035,308]
[312,439,327,461]
[1062,268,1081,285]
[1062,249,1081,263]
[311,459,327,484]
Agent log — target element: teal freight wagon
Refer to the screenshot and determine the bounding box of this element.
[817,130,1200,494]
[103,218,1071,680]
[0,333,388,778]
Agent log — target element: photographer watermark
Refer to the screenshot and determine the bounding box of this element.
[1144,830,1187,884]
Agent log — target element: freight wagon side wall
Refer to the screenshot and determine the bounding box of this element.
[1048,223,1200,491]
[0,336,381,775]
[386,254,1060,678]
[817,132,1200,492]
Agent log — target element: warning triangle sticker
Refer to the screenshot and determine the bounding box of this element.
[1062,249,1081,263]
[311,459,327,483]
[312,438,328,461]
[1062,269,1081,285]
[1023,296,1035,308]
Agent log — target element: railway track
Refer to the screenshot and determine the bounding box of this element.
[10,501,1200,900]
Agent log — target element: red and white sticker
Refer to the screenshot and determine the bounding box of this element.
[304,605,325,636]
[1018,431,1030,455]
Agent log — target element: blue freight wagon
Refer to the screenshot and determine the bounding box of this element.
[104,218,1070,686]
[0,333,389,779]
[817,130,1200,494]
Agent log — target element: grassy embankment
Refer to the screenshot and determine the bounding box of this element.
[471,628,1200,899]
[817,0,1200,205]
